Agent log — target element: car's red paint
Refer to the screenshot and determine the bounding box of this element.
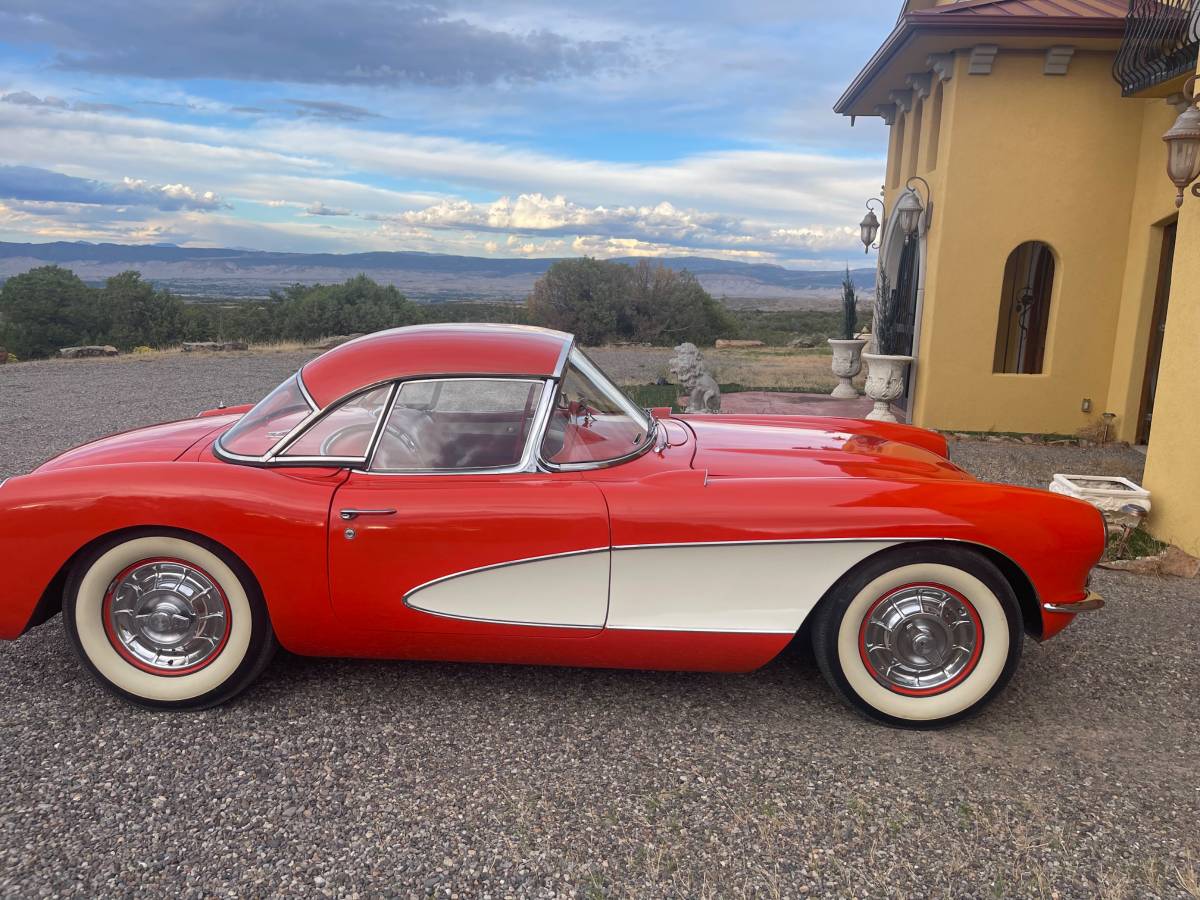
[0,324,1105,674]
[34,417,228,473]
[300,324,569,408]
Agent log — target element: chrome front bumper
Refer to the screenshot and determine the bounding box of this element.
[1043,593,1105,615]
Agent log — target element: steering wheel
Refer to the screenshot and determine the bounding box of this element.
[371,408,435,470]
[316,408,434,469]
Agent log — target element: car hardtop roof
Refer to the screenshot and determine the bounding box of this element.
[299,323,575,408]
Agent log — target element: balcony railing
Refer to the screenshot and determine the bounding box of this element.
[1113,0,1199,96]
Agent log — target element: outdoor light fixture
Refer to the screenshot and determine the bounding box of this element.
[896,176,933,242]
[859,198,884,253]
[1163,77,1200,209]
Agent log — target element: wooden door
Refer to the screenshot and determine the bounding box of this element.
[1137,222,1176,444]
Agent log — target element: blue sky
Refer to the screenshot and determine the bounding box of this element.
[0,1,891,267]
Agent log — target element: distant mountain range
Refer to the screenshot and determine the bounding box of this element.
[0,241,876,306]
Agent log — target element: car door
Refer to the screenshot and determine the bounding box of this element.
[326,377,611,637]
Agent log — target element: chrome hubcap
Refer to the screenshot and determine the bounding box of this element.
[105,560,229,673]
[861,585,980,694]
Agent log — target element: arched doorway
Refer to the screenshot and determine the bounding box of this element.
[877,190,924,412]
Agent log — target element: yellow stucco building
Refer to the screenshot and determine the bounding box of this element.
[836,0,1200,554]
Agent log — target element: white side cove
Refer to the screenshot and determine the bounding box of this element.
[607,541,899,633]
[404,540,900,634]
[404,549,610,628]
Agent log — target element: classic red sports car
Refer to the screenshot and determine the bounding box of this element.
[0,324,1106,725]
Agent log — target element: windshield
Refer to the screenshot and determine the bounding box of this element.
[540,349,653,467]
[218,374,314,458]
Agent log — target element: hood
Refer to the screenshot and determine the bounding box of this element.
[684,416,971,481]
[35,415,236,473]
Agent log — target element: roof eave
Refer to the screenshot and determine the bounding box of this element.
[834,15,1128,116]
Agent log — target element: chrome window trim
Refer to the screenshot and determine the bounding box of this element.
[536,346,656,473]
[270,381,396,463]
[296,370,318,410]
[360,376,556,477]
[213,373,319,465]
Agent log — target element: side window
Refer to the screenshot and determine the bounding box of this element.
[280,384,392,460]
[371,379,544,472]
[993,241,1056,374]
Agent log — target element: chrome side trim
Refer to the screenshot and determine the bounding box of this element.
[613,537,948,550]
[1043,594,1104,614]
[604,624,795,635]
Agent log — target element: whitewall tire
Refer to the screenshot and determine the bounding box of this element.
[64,530,277,710]
[811,545,1022,728]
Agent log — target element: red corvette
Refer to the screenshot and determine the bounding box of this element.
[0,324,1106,725]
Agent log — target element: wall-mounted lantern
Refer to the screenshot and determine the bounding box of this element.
[896,176,934,242]
[1163,77,1200,209]
[859,198,884,253]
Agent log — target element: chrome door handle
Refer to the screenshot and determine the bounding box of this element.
[339,508,397,520]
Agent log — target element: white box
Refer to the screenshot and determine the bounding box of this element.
[1049,473,1151,516]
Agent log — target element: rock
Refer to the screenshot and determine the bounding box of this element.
[1100,556,1164,575]
[715,339,764,349]
[181,341,221,352]
[1161,546,1200,579]
[58,345,118,359]
[311,333,365,350]
[219,340,248,351]
[1100,546,1200,578]
[789,335,821,349]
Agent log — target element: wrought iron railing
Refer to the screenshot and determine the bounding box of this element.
[1113,0,1199,96]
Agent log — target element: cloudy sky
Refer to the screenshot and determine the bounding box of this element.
[0,1,891,267]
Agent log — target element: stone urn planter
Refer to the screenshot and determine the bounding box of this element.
[828,338,867,399]
[862,353,913,422]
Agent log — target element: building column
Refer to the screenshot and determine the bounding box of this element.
[1142,62,1200,555]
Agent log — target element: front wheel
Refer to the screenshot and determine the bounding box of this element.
[811,545,1022,728]
[63,530,277,710]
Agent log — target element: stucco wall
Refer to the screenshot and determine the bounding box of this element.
[1141,64,1200,556]
[901,51,1152,435]
[1103,101,1181,443]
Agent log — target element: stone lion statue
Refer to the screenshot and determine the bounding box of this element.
[668,342,721,414]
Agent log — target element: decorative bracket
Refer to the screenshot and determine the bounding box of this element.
[888,89,914,114]
[927,53,955,83]
[874,103,898,126]
[968,44,999,75]
[1044,46,1075,75]
[906,72,933,100]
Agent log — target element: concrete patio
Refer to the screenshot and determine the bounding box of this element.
[718,390,874,417]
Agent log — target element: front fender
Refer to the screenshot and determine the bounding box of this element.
[0,462,345,650]
[595,472,1104,640]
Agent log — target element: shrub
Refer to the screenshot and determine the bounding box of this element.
[526,258,733,346]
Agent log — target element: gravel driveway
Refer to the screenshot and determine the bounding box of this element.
[1,354,1198,899]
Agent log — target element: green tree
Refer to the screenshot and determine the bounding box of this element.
[626,260,734,346]
[526,258,630,345]
[0,265,98,358]
[275,275,421,341]
[526,257,733,346]
[95,271,187,350]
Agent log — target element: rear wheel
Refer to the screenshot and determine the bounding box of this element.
[63,530,276,710]
[811,545,1022,728]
